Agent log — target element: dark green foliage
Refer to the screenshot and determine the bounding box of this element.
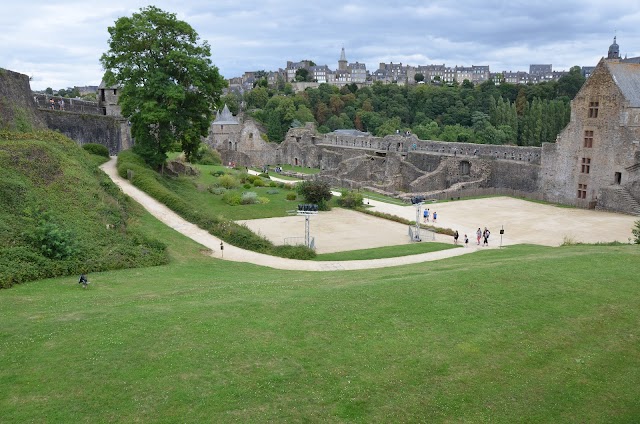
[22,207,78,260]
[100,6,226,167]
[193,144,222,165]
[286,192,297,201]
[270,244,316,259]
[296,180,332,210]
[0,132,168,287]
[82,143,110,157]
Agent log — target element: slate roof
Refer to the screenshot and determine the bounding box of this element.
[212,104,239,125]
[606,61,640,107]
[333,129,370,136]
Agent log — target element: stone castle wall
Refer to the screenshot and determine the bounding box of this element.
[40,110,131,155]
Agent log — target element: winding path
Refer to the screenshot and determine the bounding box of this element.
[99,157,477,271]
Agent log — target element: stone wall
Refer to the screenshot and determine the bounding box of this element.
[33,93,102,115]
[39,110,131,155]
[0,68,47,130]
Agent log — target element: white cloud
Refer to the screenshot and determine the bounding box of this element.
[2,0,639,90]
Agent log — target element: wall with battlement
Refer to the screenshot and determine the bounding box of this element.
[33,93,103,115]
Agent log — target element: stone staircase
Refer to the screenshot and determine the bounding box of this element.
[608,186,640,216]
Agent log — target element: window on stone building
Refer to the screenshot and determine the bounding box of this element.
[581,157,591,174]
[459,161,471,176]
[584,130,593,147]
[588,101,599,118]
[577,184,587,199]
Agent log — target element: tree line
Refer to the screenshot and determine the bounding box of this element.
[224,67,585,147]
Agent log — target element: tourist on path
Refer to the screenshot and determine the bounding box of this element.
[476,228,482,245]
[453,230,459,244]
[433,211,437,223]
[464,234,469,247]
[483,227,490,246]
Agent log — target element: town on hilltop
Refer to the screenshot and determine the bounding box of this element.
[228,37,639,92]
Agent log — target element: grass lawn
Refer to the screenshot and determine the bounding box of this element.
[1,208,639,422]
[314,241,459,261]
[159,163,300,221]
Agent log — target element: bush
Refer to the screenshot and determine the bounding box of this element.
[193,144,222,165]
[286,192,297,201]
[270,244,316,260]
[82,143,110,157]
[241,191,260,205]
[219,174,239,189]
[22,208,78,260]
[297,180,332,210]
[243,183,252,189]
[266,189,280,195]
[633,220,640,244]
[208,186,226,195]
[211,170,225,177]
[269,181,277,187]
[222,191,242,206]
[252,178,265,187]
[336,189,363,209]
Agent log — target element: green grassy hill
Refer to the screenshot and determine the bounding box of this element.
[0,214,638,421]
[0,131,167,287]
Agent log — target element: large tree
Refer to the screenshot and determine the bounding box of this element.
[100,6,226,168]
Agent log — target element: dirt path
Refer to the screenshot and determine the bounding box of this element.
[100,158,477,271]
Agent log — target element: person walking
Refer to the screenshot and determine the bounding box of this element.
[433,211,437,223]
[453,230,459,245]
[464,234,469,247]
[476,228,482,245]
[49,98,55,109]
[483,227,490,247]
[423,208,428,223]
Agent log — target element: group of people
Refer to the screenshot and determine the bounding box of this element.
[47,98,65,110]
[476,227,491,246]
[452,227,490,247]
[422,208,437,223]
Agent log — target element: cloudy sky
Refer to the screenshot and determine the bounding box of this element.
[2,1,640,91]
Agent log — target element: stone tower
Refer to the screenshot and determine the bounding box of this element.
[338,47,347,71]
[607,36,620,60]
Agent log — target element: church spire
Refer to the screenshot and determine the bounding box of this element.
[338,47,347,71]
[608,36,620,60]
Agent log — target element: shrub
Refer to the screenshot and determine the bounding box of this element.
[270,244,316,260]
[219,174,239,189]
[211,170,225,177]
[193,144,222,165]
[297,180,332,210]
[252,178,265,187]
[286,192,297,201]
[633,220,640,244]
[82,143,110,157]
[243,183,252,189]
[222,191,242,206]
[336,189,364,209]
[266,189,280,195]
[208,186,226,195]
[22,208,78,260]
[241,192,259,205]
[269,181,277,187]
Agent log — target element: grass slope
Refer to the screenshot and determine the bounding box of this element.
[0,132,167,287]
[1,208,638,422]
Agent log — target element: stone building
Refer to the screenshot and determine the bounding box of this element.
[98,79,121,116]
[541,53,640,214]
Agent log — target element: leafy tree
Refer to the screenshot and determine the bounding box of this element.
[295,68,311,82]
[414,73,425,83]
[45,87,53,95]
[557,66,586,99]
[296,180,332,210]
[632,220,640,244]
[220,93,240,115]
[100,6,226,168]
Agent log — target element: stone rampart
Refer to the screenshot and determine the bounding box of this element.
[33,93,102,115]
[39,110,131,155]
